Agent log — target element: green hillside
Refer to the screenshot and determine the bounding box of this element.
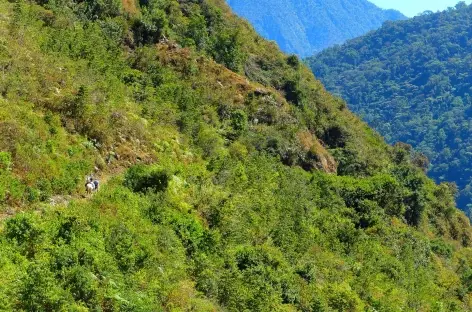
[308,2,472,211]
[0,0,471,311]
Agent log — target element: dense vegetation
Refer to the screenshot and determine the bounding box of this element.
[227,0,405,57]
[308,2,472,211]
[0,0,472,310]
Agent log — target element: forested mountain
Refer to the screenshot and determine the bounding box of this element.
[0,0,472,311]
[308,2,472,211]
[226,0,406,57]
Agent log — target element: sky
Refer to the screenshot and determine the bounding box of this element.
[370,0,472,17]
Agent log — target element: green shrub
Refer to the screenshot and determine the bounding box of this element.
[430,239,453,258]
[0,152,12,171]
[186,12,209,50]
[106,224,149,272]
[283,79,303,106]
[56,216,80,244]
[231,110,248,133]
[5,214,43,258]
[326,284,364,312]
[170,214,207,256]
[211,26,245,72]
[18,263,66,311]
[286,55,300,68]
[25,186,40,203]
[197,126,225,158]
[131,8,168,45]
[37,178,53,201]
[77,0,122,21]
[65,266,98,308]
[124,164,170,193]
[392,142,413,164]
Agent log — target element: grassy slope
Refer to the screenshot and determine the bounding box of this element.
[0,0,471,311]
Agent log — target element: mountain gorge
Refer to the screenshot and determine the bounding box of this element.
[226,0,406,57]
[0,0,472,311]
[308,2,472,211]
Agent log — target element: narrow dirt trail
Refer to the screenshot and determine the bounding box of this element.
[0,168,125,222]
[50,170,119,206]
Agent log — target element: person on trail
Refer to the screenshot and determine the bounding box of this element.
[85,176,95,195]
[84,174,101,195]
[93,179,99,191]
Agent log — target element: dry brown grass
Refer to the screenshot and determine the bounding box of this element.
[122,0,138,14]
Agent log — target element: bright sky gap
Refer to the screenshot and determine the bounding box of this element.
[370,0,472,17]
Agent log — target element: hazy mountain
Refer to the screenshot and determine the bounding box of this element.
[227,0,406,57]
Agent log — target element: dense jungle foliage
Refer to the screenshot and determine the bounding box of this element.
[0,0,472,311]
[308,2,472,211]
[227,0,405,57]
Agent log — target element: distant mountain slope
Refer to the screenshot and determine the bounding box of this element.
[308,2,472,209]
[226,0,406,57]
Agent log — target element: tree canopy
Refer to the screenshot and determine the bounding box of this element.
[308,1,472,211]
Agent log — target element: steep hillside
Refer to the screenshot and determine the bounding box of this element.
[226,0,406,57]
[308,2,472,210]
[0,0,471,311]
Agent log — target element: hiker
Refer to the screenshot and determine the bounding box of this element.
[93,178,99,192]
[84,174,101,195]
[85,176,95,195]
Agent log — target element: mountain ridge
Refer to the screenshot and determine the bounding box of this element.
[226,0,406,57]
